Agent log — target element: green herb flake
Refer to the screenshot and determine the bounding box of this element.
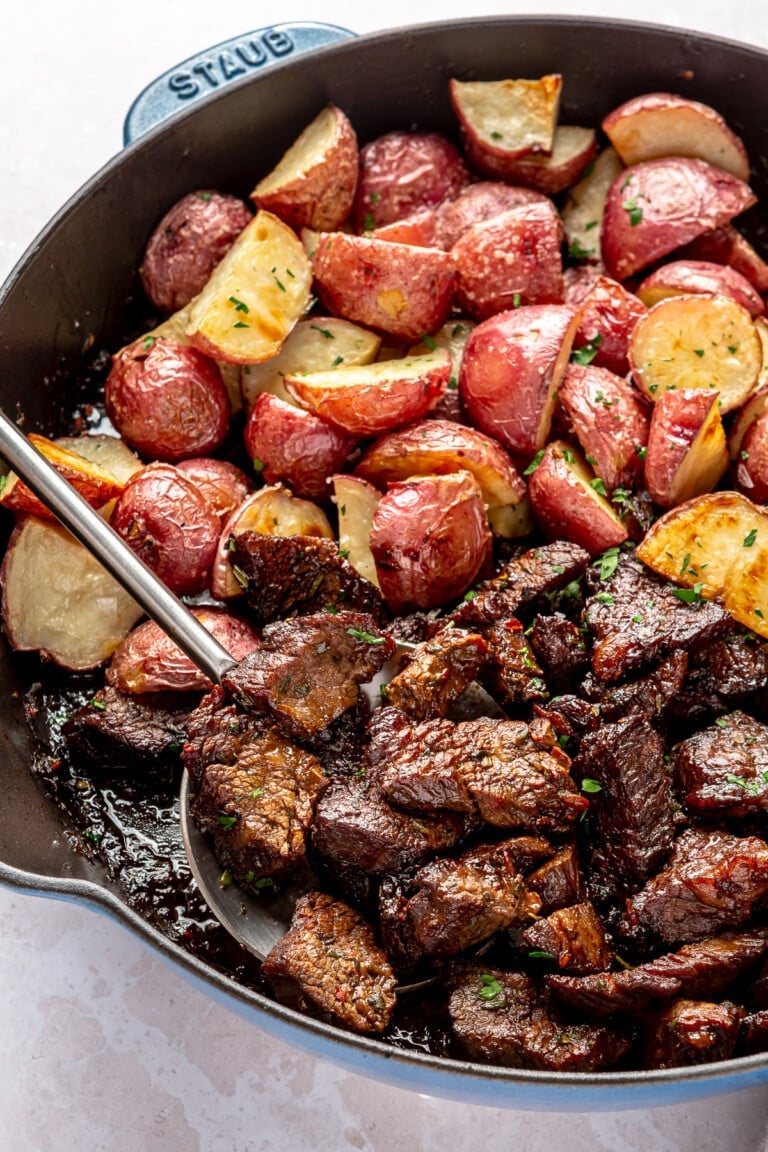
[141,335,156,351]
[219,869,233,888]
[693,348,705,358]
[528,950,556,960]
[310,324,334,339]
[523,450,545,476]
[233,320,249,329]
[581,778,602,794]
[332,354,344,367]
[477,973,503,1001]
[562,449,574,464]
[491,131,503,140]
[585,220,599,231]
[622,199,643,226]
[273,274,286,292]
[197,191,213,201]
[231,565,249,591]
[672,582,704,603]
[595,591,614,605]
[252,456,265,473]
[631,614,644,624]
[571,334,603,366]
[422,333,437,351]
[594,546,621,581]
[347,626,386,645]
[254,877,275,890]
[741,450,750,461]
[715,718,728,728]
[364,212,375,232]
[512,292,522,308]
[728,343,740,354]
[218,814,238,830]
[681,553,692,575]
[251,787,264,798]
[744,528,758,547]
[228,295,249,314]
[590,477,608,497]
[568,240,595,260]
[90,697,107,711]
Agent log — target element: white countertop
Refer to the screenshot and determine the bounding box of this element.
[3,3,768,1149]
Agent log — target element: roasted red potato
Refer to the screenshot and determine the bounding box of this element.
[435,181,548,249]
[1,517,143,671]
[284,349,450,438]
[464,126,597,195]
[527,440,629,555]
[140,190,252,314]
[558,364,650,492]
[602,92,750,181]
[354,418,528,536]
[0,434,125,520]
[54,434,143,485]
[250,105,358,232]
[369,471,492,612]
[629,293,762,414]
[175,458,252,523]
[244,393,353,500]
[210,485,333,600]
[352,130,469,231]
[459,305,579,457]
[187,211,312,364]
[636,260,764,315]
[111,463,220,596]
[644,389,729,508]
[107,608,260,694]
[562,147,623,262]
[331,474,381,588]
[673,224,768,294]
[370,208,440,248]
[601,157,756,281]
[572,275,647,377]
[734,410,768,504]
[450,75,562,163]
[106,337,230,462]
[562,265,605,307]
[311,231,455,343]
[452,201,564,319]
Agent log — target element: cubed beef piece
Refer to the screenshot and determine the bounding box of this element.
[522,903,613,975]
[585,556,730,683]
[674,710,768,817]
[384,628,489,720]
[526,843,586,914]
[641,999,743,1069]
[223,612,394,742]
[186,697,328,886]
[739,1010,768,1055]
[261,891,396,1034]
[481,620,550,707]
[451,542,590,627]
[746,958,768,1010]
[623,828,768,945]
[547,969,683,1018]
[369,707,476,813]
[574,714,674,897]
[692,635,768,700]
[580,651,689,725]
[534,697,601,738]
[447,964,630,1072]
[529,614,590,692]
[398,840,542,960]
[230,532,384,625]
[63,685,190,767]
[377,713,588,831]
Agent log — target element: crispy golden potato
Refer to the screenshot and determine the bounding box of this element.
[637,260,764,316]
[450,75,562,162]
[0,435,125,520]
[644,389,728,508]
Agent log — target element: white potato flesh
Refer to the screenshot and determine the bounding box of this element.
[729,321,768,459]
[629,293,762,413]
[55,434,143,484]
[1,517,143,670]
[562,147,623,260]
[409,318,475,384]
[240,317,381,408]
[187,211,312,364]
[637,492,768,638]
[254,106,345,190]
[332,474,381,588]
[450,75,561,157]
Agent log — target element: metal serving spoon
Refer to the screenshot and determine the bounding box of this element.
[0,411,500,970]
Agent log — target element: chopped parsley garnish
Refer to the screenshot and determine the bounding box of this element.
[363,212,375,232]
[635,445,647,460]
[744,528,758,547]
[422,333,437,351]
[347,626,386,645]
[251,788,264,798]
[593,546,620,581]
[512,292,522,308]
[218,814,238,830]
[90,697,107,711]
[590,477,608,497]
[672,582,704,603]
[568,240,595,259]
[571,334,603,365]
[528,950,556,960]
[581,778,602,794]
[228,296,249,313]
[254,877,275,889]
[595,591,614,605]
[332,355,344,367]
[693,349,705,358]
[310,324,334,339]
[141,335,156,351]
[477,973,503,1001]
[233,320,249,329]
[523,450,544,476]
[622,198,643,226]
[252,456,265,472]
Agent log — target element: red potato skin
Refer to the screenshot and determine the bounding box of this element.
[463,129,598,195]
[140,190,253,313]
[371,208,439,248]
[558,364,650,491]
[452,202,564,320]
[111,463,220,596]
[106,338,230,462]
[176,457,252,523]
[573,276,648,377]
[563,265,606,307]
[673,225,768,294]
[735,415,768,504]
[352,131,470,231]
[311,232,455,343]
[528,443,629,555]
[601,158,756,281]
[107,608,260,694]
[459,305,579,457]
[243,393,354,501]
[369,472,492,612]
[435,182,549,250]
[637,260,764,316]
[644,389,724,507]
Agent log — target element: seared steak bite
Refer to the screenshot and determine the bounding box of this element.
[584,555,730,683]
[529,613,590,692]
[222,611,394,742]
[522,903,613,975]
[480,620,550,707]
[674,710,768,817]
[640,999,743,1069]
[185,688,328,885]
[526,843,586,914]
[546,968,683,1018]
[573,714,674,897]
[690,635,768,701]
[739,1010,768,1055]
[230,531,384,625]
[384,627,489,720]
[623,828,768,945]
[261,891,397,1034]
[447,964,630,1072]
[580,651,689,726]
[63,685,191,766]
[451,541,591,627]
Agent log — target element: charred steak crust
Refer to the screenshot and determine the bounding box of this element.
[384,627,489,720]
[674,710,768,816]
[450,541,591,627]
[63,685,191,766]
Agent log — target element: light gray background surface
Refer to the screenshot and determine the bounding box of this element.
[2,2,768,1148]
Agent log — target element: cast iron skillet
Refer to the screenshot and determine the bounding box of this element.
[2,16,768,1111]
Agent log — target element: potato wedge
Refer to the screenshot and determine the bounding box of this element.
[240,316,381,408]
[464,126,597,195]
[674,224,768,294]
[0,516,143,670]
[644,389,728,508]
[352,131,469,231]
[0,434,125,520]
[573,275,647,377]
[636,492,768,638]
[244,393,353,500]
[284,349,451,437]
[528,440,629,556]
[55,434,142,484]
[332,474,381,588]
[628,294,762,413]
[562,147,623,261]
[728,319,768,461]
[637,260,764,316]
[210,485,333,600]
[435,182,547,249]
[450,75,562,161]
[186,210,312,364]
[250,105,358,232]
[602,93,750,181]
[558,365,649,492]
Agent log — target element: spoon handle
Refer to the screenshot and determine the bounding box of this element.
[0,410,236,684]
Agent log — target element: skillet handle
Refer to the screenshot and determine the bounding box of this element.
[123,22,356,144]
